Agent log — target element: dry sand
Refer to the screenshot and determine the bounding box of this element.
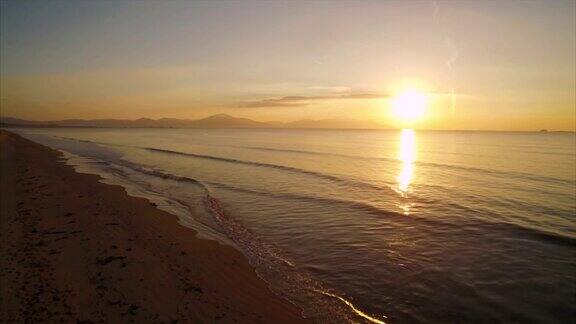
[0,130,310,323]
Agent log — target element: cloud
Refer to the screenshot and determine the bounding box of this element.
[238,99,309,108]
[237,93,389,108]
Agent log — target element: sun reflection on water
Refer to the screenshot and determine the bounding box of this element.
[397,129,416,213]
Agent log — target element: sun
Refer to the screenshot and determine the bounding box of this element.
[390,90,428,123]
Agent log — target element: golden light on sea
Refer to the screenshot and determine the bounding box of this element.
[397,128,417,215]
[397,129,416,194]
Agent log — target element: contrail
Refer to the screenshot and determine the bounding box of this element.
[432,1,458,114]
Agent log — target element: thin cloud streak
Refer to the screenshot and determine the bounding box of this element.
[237,93,390,108]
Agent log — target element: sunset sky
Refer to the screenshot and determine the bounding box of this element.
[1,0,574,130]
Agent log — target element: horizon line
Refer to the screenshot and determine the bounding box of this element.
[1,114,574,133]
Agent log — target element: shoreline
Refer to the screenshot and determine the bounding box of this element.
[0,130,310,323]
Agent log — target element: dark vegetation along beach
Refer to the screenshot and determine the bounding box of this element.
[0,130,309,323]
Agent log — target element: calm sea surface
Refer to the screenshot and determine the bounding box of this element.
[12,128,576,323]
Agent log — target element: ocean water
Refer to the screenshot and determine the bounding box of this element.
[11,127,576,323]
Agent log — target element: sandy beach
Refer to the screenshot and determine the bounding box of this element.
[0,130,309,323]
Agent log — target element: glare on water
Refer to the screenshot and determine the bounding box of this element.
[397,128,416,199]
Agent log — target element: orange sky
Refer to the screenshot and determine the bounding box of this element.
[1,1,574,131]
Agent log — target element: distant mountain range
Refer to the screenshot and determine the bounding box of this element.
[0,114,388,130]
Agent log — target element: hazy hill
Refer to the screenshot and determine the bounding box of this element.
[0,115,387,130]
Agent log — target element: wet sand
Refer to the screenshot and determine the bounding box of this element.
[0,130,309,323]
